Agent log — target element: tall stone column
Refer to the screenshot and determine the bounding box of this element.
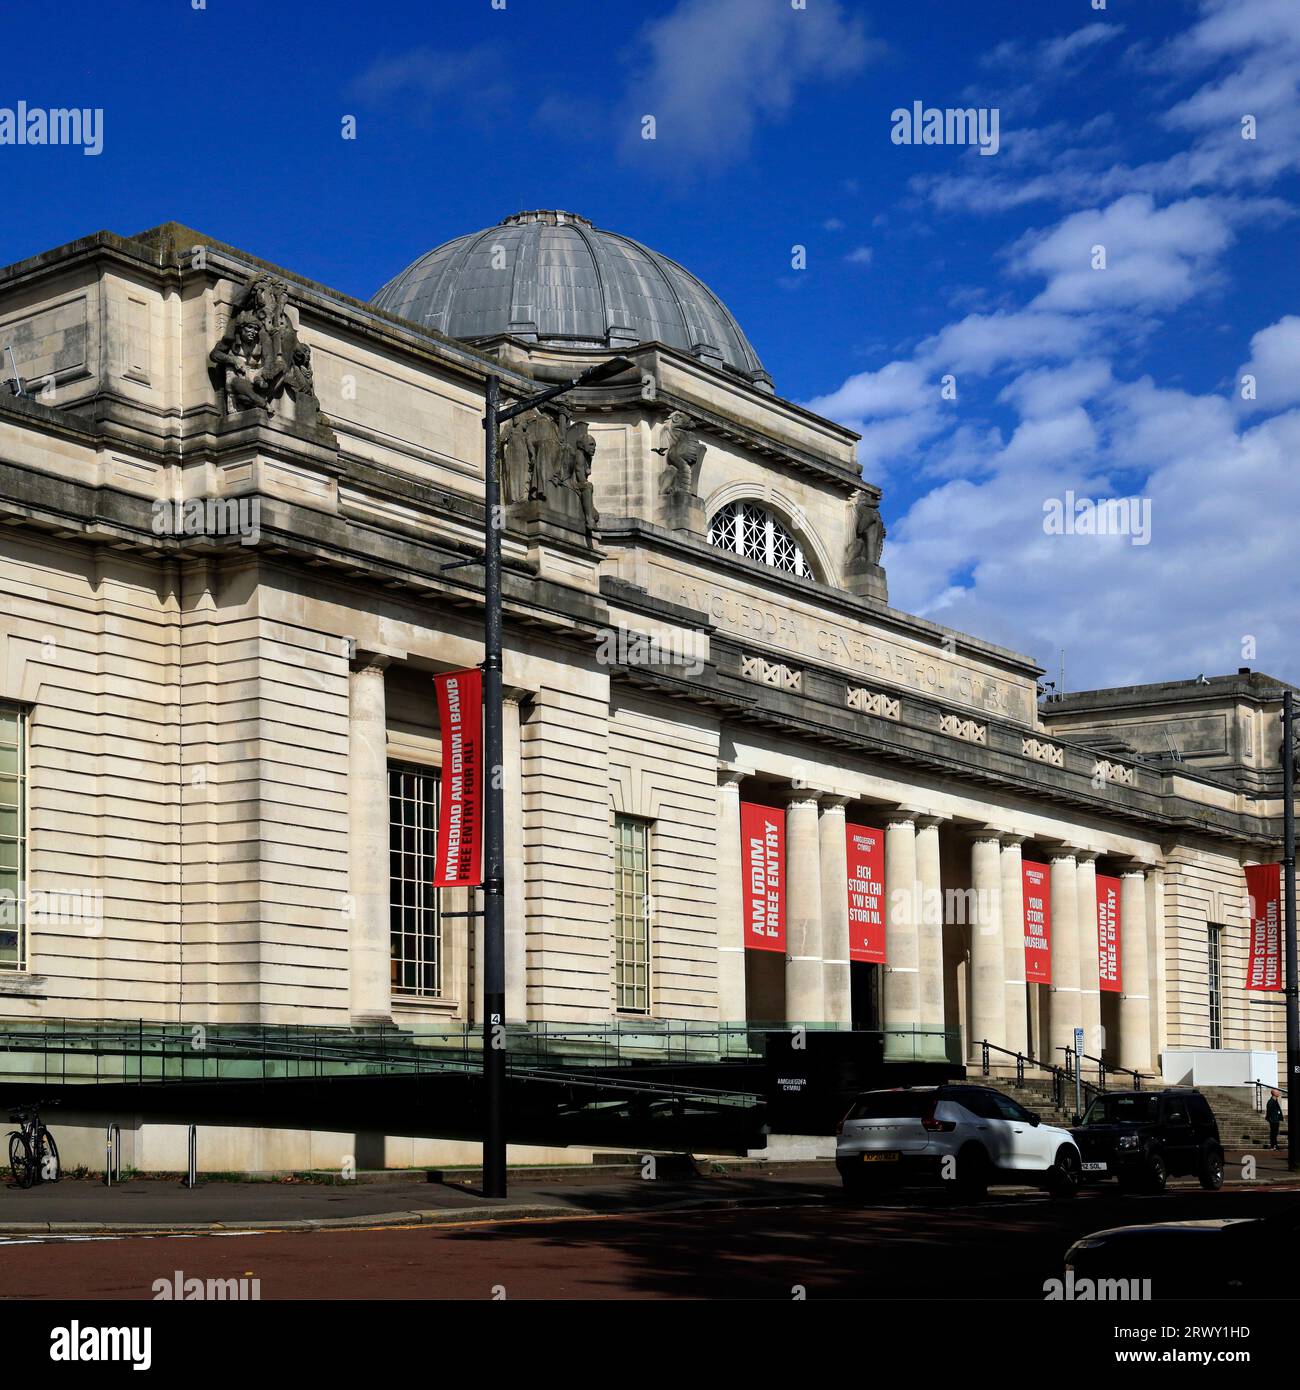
[1118,865,1152,1073]
[1075,850,1102,1064]
[915,815,946,1058]
[999,834,1028,1059]
[784,789,824,1024]
[348,653,393,1023]
[503,694,527,1022]
[1048,848,1081,1064]
[881,810,919,1052]
[715,770,747,1025]
[967,828,1005,1064]
[818,796,851,1025]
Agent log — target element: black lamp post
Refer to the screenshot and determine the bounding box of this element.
[479,354,634,1199]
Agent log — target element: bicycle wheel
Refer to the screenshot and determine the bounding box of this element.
[36,1128,59,1183]
[8,1131,34,1189]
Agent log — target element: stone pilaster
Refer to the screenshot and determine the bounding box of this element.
[1048,848,1081,1065]
[818,796,851,1025]
[715,769,747,1024]
[783,788,824,1024]
[348,653,392,1024]
[915,815,946,1053]
[966,828,1005,1063]
[503,692,527,1022]
[999,834,1029,1059]
[1119,865,1153,1073]
[1075,850,1102,1064]
[881,810,920,1047]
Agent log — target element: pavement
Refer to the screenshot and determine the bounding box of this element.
[1,1146,1296,1236]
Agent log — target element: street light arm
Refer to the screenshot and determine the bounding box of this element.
[495,355,636,423]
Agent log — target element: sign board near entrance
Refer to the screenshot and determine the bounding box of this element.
[740,802,785,952]
[1245,863,1282,992]
[1096,873,1122,992]
[1022,861,1051,984]
[846,823,886,962]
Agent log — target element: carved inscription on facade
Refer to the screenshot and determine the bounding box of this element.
[666,571,1033,723]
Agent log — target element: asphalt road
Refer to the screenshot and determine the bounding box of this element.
[3,1182,1298,1301]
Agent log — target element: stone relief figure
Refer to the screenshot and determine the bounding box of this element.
[500,414,534,506]
[849,492,886,568]
[654,410,707,499]
[564,417,599,532]
[209,273,326,426]
[499,404,600,535]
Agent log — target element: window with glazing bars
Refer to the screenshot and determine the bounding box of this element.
[1207,923,1222,1050]
[389,763,441,997]
[614,815,650,1013]
[0,706,23,970]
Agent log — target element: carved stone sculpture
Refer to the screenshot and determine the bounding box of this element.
[845,491,888,602]
[849,492,887,568]
[500,403,599,538]
[565,418,599,532]
[209,273,327,428]
[654,411,706,500]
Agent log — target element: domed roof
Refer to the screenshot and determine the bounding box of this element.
[372,210,773,392]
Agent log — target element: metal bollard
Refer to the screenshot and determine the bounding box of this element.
[181,1123,197,1188]
[103,1123,121,1187]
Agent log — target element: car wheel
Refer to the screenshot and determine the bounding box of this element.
[1198,1147,1224,1191]
[1047,1145,1081,1198]
[954,1144,989,1201]
[1144,1153,1168,1193]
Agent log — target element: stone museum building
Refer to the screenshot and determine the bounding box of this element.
[0,210,1291,1166]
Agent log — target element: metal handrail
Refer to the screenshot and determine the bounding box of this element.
[103,1122,120,1187]
[1066,1046,1143,1091]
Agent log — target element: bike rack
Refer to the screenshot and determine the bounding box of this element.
[103,1122,121,1187]
[181,1123,197,1188]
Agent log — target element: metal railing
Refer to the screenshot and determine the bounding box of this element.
[1062,1046,1143,1092]
[977,1039,1102,1117]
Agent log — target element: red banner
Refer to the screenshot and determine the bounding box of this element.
[432,669,483,888]
[1246,863,1282,992]
[845,823,886,963]
[1096,874,1122,993]
[1023,861,1052,984]
[740,802,785,953]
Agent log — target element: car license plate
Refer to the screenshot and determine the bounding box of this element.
[1082,1161,1106,1173]
[862,1152,899,1163]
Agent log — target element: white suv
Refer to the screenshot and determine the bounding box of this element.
[836,1085,1082,1199]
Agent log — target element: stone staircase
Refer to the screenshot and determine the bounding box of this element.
[970,1073,1280,1149]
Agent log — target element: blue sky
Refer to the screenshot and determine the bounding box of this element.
[3,0,1298,689]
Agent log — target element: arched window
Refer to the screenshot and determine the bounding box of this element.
[707,500,810,578]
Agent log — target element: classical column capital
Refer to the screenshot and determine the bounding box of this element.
[1116,859,1153,878]
[878,806,923,827]
[1045,843,1082,864]
[960,822,1005,845]
[1074,848,1101,865]
[818,794,850,813]
[781,783,824,808]
[350,649,392,675]
[717,765,749,788]
[998,831,1028,848]
[915,812,947,831]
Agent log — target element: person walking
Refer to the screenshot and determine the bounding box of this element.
[1266,1089,1284,1151]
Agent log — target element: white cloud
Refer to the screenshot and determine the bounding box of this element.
[619,0,876,169]
[1237,315,1300,414]
[844,246,873,265]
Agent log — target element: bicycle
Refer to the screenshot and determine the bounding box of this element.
[6,1103,59,1189]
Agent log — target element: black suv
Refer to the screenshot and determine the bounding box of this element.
[1070,1088,1223,1193]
